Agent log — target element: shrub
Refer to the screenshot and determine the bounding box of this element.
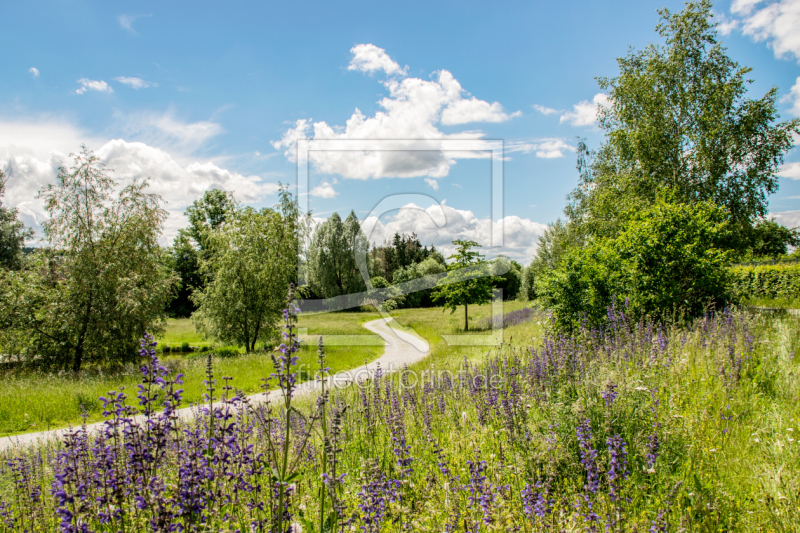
[538,199,733,330]
[729,264,800,301]
[180,342,191,353]
[213,345,240,358]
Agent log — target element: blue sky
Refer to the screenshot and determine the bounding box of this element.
[2,0,799,262]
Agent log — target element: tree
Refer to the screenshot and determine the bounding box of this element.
[747,219,800,259]
[192,190,299,352]
[490,256,522,301]
[165,231,203,317]
[307,211,368,299]
[185,189,236,253]
[390,256,446,308]
[432,240,496,331]
[0,147,174,371]
[538,198,733,330]
[566,1,800,245]
[0,165,33,270]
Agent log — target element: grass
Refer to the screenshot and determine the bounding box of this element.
[742,296,800,309]
[0,309,384,438]
[4,303,798,530]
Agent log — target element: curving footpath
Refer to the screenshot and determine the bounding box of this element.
[0,318,429,453]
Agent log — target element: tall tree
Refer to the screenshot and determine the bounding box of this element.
[185,189,236,253]
[0,165,33,270]
[192,189,299,352]
[0,147,174,371]
[307,211,368,299]
[566,1,800,245]
[432,240,496,331]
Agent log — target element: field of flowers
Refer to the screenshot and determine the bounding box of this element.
[1,297,799,532]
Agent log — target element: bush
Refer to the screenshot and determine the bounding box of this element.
[180,342,191,353]
[538,199,733,329]
[213,345,240,358]
[729,264,800,301]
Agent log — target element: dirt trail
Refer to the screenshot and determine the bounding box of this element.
[0,318,429,452]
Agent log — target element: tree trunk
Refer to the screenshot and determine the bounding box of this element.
[464,302,469,332]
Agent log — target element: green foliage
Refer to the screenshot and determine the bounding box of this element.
[489,256,522,300]
[729,264,800,301]
[184,188,236,253]
[0,166,33,271]
[538,199,733,329]
[744,219,800,259]
[567,0,800,244]
[369,232,442,282]
[165,231,202,317]
[370,275,389,289]
[192,190,298,352]
[307,211,368,298]
[0,147,175,371]
[432,240,496,330]
[389,256,446,308]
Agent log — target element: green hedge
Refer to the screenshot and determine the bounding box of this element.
[729,264,800,299]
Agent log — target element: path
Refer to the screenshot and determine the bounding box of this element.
[0,318,429,453]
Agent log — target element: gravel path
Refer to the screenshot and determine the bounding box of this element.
[0,318,429,453]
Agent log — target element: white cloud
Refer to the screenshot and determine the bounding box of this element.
[532,104,559,115]
[424,177,439,190]
[778,161,800,179]
[29,67,39,78]
[729,0,800,63]
[119,13,151,34]
[560,93,609,127]
[75,78,112,95]
[0,120,280,244]
[310,181,337,198]
[114,76,157,89]
[770,209,800,229]
[506,138,575,159]
[781,76,800,116]
[273,50,521,179]
[347,44,406,76]
[114,109,224,154]
[362,202,547,263]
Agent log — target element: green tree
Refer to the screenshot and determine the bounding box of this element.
[165,231,203,317]
[490,256,522,300]
[185,189,236,253]
[192,190,299,352]
[0,165,33,270]
[538,198,733,330]
[307,211,368,299]
[746,219,800,259]
[0,147,174,370]
[567,1,800,245]
[432,240,496,331]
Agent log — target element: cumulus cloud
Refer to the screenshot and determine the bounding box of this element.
[532,104,559,115]
[506,138,575,159]
[730,0,800,63]
[560,93,609,127]
[424,178,439,190]
[347,44,406,76]
[29,67,39,78]
[778,161,800,179]
[780,76,800,117]
[362,202,547,263]
[0,120,279,244]
[770,209,800,229]
[310,181,337,198]
[114,76,157,89]
[273,47,521,179]
[75,78,112,95]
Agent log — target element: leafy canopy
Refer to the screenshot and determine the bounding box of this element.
[0,147,174,370]
[432,240,496,331]
[567,0,800,243]
[192,188,300,352]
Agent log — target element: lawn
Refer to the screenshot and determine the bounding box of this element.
[0,309,385,437]
[0,302,535,437]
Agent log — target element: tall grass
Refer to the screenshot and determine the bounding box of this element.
[2,303,797,531]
